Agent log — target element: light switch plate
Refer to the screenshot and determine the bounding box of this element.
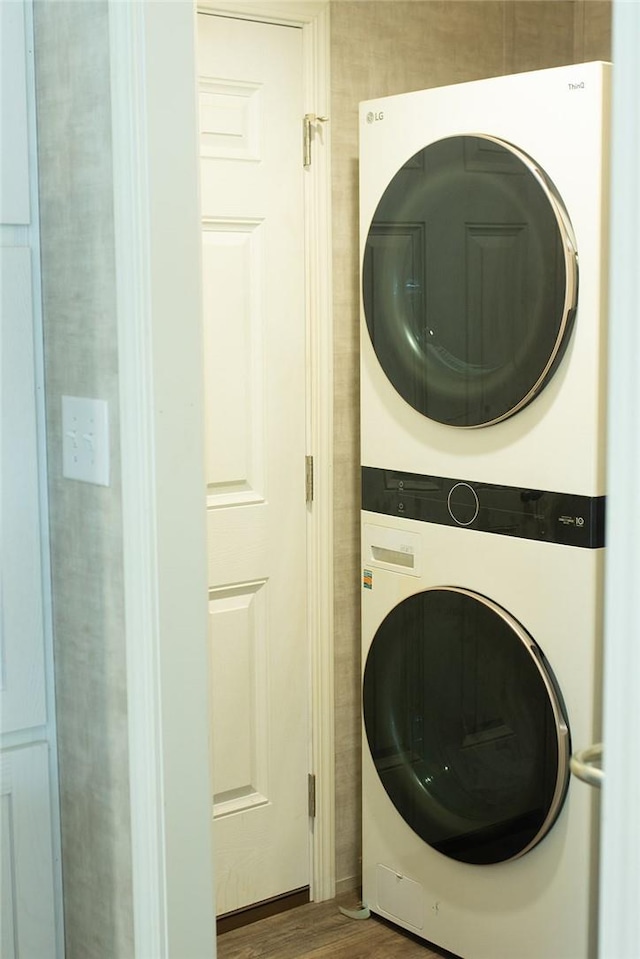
[62,395,110,486]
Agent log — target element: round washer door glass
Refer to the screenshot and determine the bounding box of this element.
[362,135,578,427]
[363,587,570,865]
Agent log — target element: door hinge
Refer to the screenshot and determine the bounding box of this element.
[305,454,314,504]
[303,113,329,168]
[308,773,317,818]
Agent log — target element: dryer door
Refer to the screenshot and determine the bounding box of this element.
[363,587,571,865]
[362,135,578,427]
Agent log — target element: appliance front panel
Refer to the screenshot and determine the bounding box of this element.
[361,512,603,959]
[360,62,610,495]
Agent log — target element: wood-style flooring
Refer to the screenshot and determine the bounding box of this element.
[216,894,454,959]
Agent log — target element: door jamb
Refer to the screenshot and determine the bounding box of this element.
[109,4,217,956]
[197,0,336,904]
[599,4,640,952]
[110,4,334,952]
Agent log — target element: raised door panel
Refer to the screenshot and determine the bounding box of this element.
[208,582,269,816]
[202,218,266,507]
[0,744,56,957]
[0,1,30,224]
[0,247,46,732]
[199,78,262,161]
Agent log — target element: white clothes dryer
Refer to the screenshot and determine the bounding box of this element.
[361,482,603,959]
[360,62,610,496]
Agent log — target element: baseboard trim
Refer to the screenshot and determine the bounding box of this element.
[335,875,361,897]
[217,886,311,935]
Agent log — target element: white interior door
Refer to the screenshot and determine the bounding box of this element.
[0,1,60,954]
[197,12,310,917]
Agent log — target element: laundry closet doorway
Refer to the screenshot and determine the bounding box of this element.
[196,2,334,919]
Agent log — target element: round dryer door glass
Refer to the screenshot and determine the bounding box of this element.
[362,135,578,427]
[362,587,571,865]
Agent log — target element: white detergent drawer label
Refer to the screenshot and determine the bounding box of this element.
[363,523,421,576]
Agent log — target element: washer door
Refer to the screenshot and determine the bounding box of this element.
[363,587,570,865]
[362,135,578,427]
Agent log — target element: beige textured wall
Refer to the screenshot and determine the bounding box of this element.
[331,0,612,889]
[34,3,134,955]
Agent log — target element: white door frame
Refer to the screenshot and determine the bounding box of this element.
[599,2,640,955]
[109,4,216,957]
[109,2,333,956]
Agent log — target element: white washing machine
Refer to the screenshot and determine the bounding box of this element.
[361,495,603,959]
[360,62,610,495]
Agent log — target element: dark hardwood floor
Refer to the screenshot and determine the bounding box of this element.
[216,894,451,959]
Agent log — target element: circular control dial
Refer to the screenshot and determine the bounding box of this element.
[447,482,479,526]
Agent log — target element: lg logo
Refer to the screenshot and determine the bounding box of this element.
[366,110,385,124]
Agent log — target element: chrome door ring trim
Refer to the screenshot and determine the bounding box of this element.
[458,134,578,429]
[439,586,571,859]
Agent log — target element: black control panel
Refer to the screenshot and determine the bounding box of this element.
[362,467,605,549]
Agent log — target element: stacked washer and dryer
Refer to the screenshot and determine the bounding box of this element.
[359,62,610,959]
